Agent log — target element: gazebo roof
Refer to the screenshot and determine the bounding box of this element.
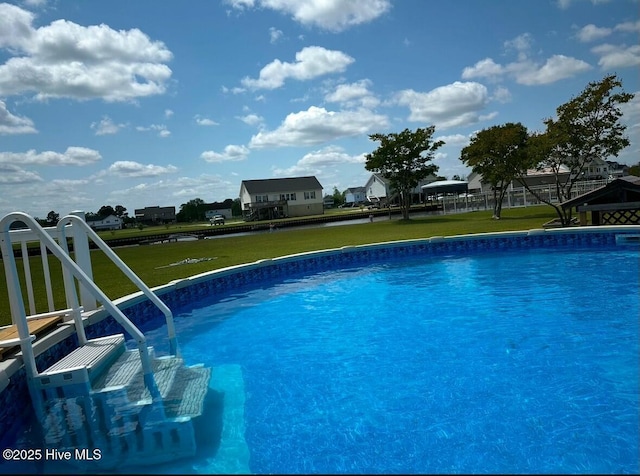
[561,176,640,211]
[421,180,469,195]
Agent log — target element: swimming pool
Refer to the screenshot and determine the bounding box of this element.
[2,229,639,474]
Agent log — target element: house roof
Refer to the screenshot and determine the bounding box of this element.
[346,186,366,193]
[561,175,640,210]
[241,176,323,194]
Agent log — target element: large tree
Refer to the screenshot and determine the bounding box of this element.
[365,126,444,220]
[460,122,531,219]
[46,210,60,225]
[177,198,206,222]
[97,205,115,218]
[332,186,345,207]
[114,205,127,217]
[518,74,634,226]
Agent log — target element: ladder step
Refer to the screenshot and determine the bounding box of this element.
[164,366,212,419]
[42,335,125,378]
[91,349,145,391]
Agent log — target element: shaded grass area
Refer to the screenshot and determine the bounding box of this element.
[0,207,556,326]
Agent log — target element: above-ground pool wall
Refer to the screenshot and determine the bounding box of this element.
[1,226,638,443]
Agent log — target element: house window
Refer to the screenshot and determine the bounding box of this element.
[280,193,297,201]
[304,191,316,200]
[256,195,268,202]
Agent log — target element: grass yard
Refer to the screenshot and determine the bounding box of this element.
[0,206,557,326]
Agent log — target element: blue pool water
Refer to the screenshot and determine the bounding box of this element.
[140,245,639,474]
[5,242,638,474]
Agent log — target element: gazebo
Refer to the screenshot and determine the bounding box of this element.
[421,180,469,214]
[421,180,469,196]
[561,176,640,226]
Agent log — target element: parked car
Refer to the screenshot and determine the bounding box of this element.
[210,214,225,225]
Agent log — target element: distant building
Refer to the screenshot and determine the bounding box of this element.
[134,206,176,225]
[239,176,323,221]
[204,199,234,219]
[86,214,122,231]
[344,186,367,205]
[364,173,439,205]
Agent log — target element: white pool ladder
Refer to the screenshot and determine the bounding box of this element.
[0,212,211,470]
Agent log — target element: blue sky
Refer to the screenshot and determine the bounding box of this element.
[1,0,638,218]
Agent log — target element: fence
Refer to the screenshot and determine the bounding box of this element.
[430,179,609,215]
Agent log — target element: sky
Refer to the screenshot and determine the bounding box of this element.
[0,0,638,219]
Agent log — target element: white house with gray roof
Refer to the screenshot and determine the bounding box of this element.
[239,176,324,221]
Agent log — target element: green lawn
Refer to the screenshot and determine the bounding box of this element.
[0,206,557,326]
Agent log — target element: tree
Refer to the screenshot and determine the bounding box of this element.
[114,205,127,217]
[460,122,531,219]
[516,74,634,226]
[332,186,345,207]
[177,198,206,222]
[97,205,115,218]
[232,198,242,217]
[629,162,640,177]
[46,210,60,225]
[365,126,443,220]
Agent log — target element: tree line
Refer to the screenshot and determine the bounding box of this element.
[365,74,634,225]
[39,205,129,227]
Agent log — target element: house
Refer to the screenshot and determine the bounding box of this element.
[204,199,233,219]
[364,173,439,206]
[561,175,640,226]
[323,195,335,209]
[607,160,629,179]
[239,176,324,221]
[86,214,122,231]
[344,186,367,205]
[581,157,609,180]
[134,206,176,225]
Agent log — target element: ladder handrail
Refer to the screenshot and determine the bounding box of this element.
[0,212,160,400]
[57,215,179,356]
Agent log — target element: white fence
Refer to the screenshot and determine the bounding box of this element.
[429,179,609,214]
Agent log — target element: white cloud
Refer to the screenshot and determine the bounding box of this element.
[224,0,391,32]
[194,115,219,126]
[249,106,388,148]
[433,134,470,147]
[556,0,613,9]
[464,54,591,85]
[614,20,640,34]
[0,146,101,166]
[591,43,640,69]
[0,99,37,134]
[272,145,366,177]
[576,24,612,42]
[164,109,174,118]
[504,33,533,60]
[240,46,354,90]
[238,113,264,126]
[109,174,236,206]
[0,163,42,184]
[201,144,250,163]
[0,4,173,102]
[492,86,512,103]
[0,3,35,51]
[324,79,380,109]
[394,82,490,129]
[464,32,592,85]
[136,123,170,137]
[269,27,283,44]
[509,55,592,85]
[462,58,504,82]
[106,160,178,177]
[90,116,126,135]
